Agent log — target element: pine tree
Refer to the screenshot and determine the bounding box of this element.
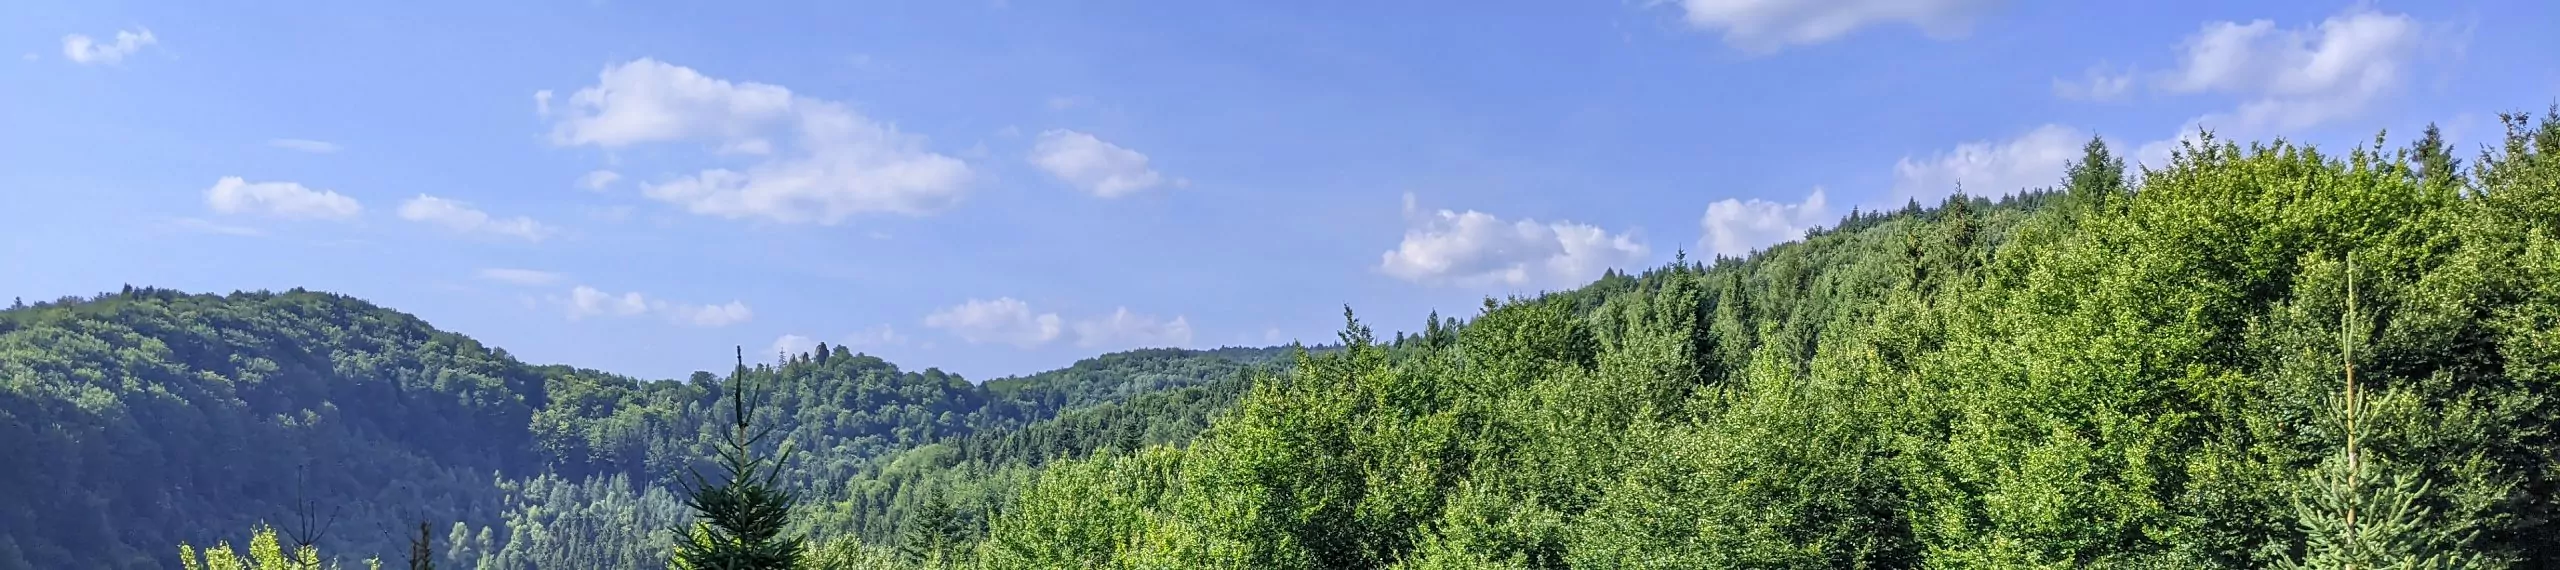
[671,347,804,570]
[2412,124,2464,193]
[899,488,964,564]
[2279,257,2482,570]
[2064,135,2127,209]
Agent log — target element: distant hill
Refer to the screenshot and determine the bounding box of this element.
[0,287,1296,569]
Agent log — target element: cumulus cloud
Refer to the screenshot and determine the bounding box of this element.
[62,28,156,65]
[923,297,1063,348]
[268,139,341,153]
[1074,308,1194,350]
[1892,124,2084,202]
[2122,7,2438,166]
[398,195,555,242]
[2159,8,2424,131]
[578,170,622,191]
[478,268,565,286]
[1028,129,1173,198]
[566,285,752,327]
[1667,0,1997,52]
[1381,196,1649,289]
[1698,188,1830,259]
[205,177,363,221]
[545,59,971,224]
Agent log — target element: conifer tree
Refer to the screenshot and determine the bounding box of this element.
[671,347,804,570]
[899,488,965,564]
[2279,258,2481,570]
[2064,135,2127,209]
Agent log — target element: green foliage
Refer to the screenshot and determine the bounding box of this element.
[672,353,806,570]
[178,524,379,570]
[967,112,2560,569]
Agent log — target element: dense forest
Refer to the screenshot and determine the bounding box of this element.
[0,288,1299,569]
[8,108,2560,568]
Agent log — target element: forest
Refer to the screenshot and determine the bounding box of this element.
[6,108,2560,569]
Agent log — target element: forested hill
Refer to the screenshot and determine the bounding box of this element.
[928,117,2560,568]
[0,288,1297,569]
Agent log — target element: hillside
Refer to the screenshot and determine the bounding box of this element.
[0,289,1294,569]
[917,118,2560,568]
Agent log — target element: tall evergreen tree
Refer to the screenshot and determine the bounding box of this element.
[898,488,965,564]
[2279,258,2482,570]
[671,348,804,570]
[2065,135,2128,208]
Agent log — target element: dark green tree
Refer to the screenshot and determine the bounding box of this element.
[2064,135,2127,209]
[671,348,804,570]
[897,488,964,564]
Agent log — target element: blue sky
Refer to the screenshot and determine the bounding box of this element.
[4,0,2554,381]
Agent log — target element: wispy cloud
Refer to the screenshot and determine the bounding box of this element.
[268,139,342,153]
[398,195,556,242]
[478,268,565,286]
[205,177,363,221]
[565,285,753,327]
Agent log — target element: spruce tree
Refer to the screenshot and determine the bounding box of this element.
[2064,135,2127,209]
[2279,258,2481,570]
[671,347,804,570]
[899,488,964,564]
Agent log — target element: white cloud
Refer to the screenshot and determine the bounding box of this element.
[534,90,554,117]
[1667,0,1997,52]
[398,195,555,242]
[1892,124,2084,202]
[205,177,363,221]
[568,286,650,318]
[547,59,795,147]
[1074,308,1194,350]
[2126,7,2436,166]
[665,301,753,327]
[770,334,818,359]
[61,28,156,65]
[2053,65,2135,102]
[566,285,752,327]
[547,59,973,224]
[578,170,622,191]
[1028,129,1171,198]
[1698,187,1830,258]
[2157,7,2423,133]
[478,268,565,286]
[1381,196,1650,288]
[268,139,341,153]
[923,297,1062,348]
